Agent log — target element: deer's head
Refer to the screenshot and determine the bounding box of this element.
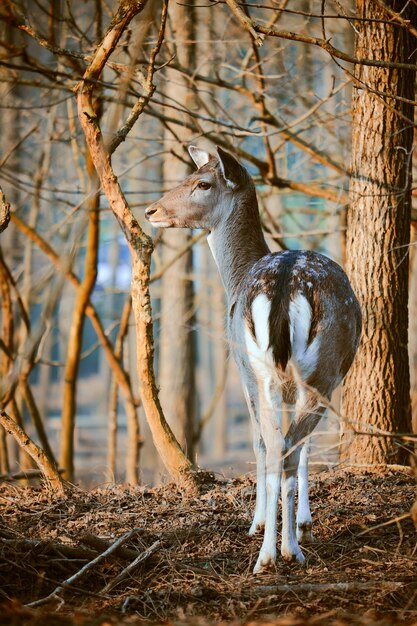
[145,146,252,230]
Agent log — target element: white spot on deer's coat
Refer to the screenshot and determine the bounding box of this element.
[206,233,219,270]
[244,294,275,383]
[150,221,171,229]
[289,293,320,378]
[251,294,271,352]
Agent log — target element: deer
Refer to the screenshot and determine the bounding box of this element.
[145,146,362,573]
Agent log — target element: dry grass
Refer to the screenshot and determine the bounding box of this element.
[0,466,416,625]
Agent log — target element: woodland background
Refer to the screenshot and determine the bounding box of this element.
[0,0,416,490]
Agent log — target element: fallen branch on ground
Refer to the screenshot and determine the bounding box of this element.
[0,468,65,482]
[26,527,142,608]
[100,539,161,593]
[255,581,404,596]
[79,532,143,560]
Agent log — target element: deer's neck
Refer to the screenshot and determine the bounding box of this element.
[207,191,269,306]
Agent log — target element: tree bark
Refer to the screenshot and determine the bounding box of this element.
[342,0,414,464]
[75,0,198,492]
[0,256,12,474]
[107,296,132,481]
[0,187,10,234]
[159,0,196,461]
[0,410,65,494]
[59,159,100,481]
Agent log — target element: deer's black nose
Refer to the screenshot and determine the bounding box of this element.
[145,206,157,219]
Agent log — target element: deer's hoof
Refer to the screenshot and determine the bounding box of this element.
[248,520,265,536]
[253,549,276,574]
[281,547,305,565]
[297,523,315,545]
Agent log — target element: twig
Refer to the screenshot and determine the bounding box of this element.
[256,25,417,71]
[375,0,417,39]
[254,581,404,596]
[100,539,161,593]
[107,0,168,154]
[357,513,411,536]
[224,0,265,46]
[150,231,207,283]
[0,468,64,482]
[1,537,97,560]
[79,531,142,560]
[26,528,142,608]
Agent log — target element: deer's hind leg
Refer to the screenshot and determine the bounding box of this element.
[296,441,314,544]
[281,392,325,563]
[252,376,283,573]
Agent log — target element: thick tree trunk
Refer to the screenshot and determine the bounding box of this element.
[342,0,414,465]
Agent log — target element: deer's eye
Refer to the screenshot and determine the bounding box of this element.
[197,181,211,190]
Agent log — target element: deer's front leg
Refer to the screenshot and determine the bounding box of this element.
[243,386,266,535]
[249,425,266,535]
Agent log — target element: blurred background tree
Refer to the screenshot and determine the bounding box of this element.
[0,0,415,488]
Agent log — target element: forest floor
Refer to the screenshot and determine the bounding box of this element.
[0,466,416,626]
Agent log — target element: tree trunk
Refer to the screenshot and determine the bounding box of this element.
[107,296,132,481]
[158,0,196,461]
[75,0,198,493]
[59,159,100,481]
[342,0,414,465]
[0,256,12,474]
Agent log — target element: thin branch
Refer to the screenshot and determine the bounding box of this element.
[224,0,265,46]
[254,25,417,72]
[108,0,168,154]
[0,410,65,495]
[10,213,140,415]
[26,528,142,607]
[150,231,207,283]
[375,0,417,39]
[100,539,161,593]
[107,295,133,480]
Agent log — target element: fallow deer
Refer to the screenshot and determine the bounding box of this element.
[145,146,362,573]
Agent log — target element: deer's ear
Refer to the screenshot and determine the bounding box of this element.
[216,146,245,189]
[188,146,211,169]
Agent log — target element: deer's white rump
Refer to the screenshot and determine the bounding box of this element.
[146,146,362,573]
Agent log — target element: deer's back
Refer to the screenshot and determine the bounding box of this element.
[229,250,362,399]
